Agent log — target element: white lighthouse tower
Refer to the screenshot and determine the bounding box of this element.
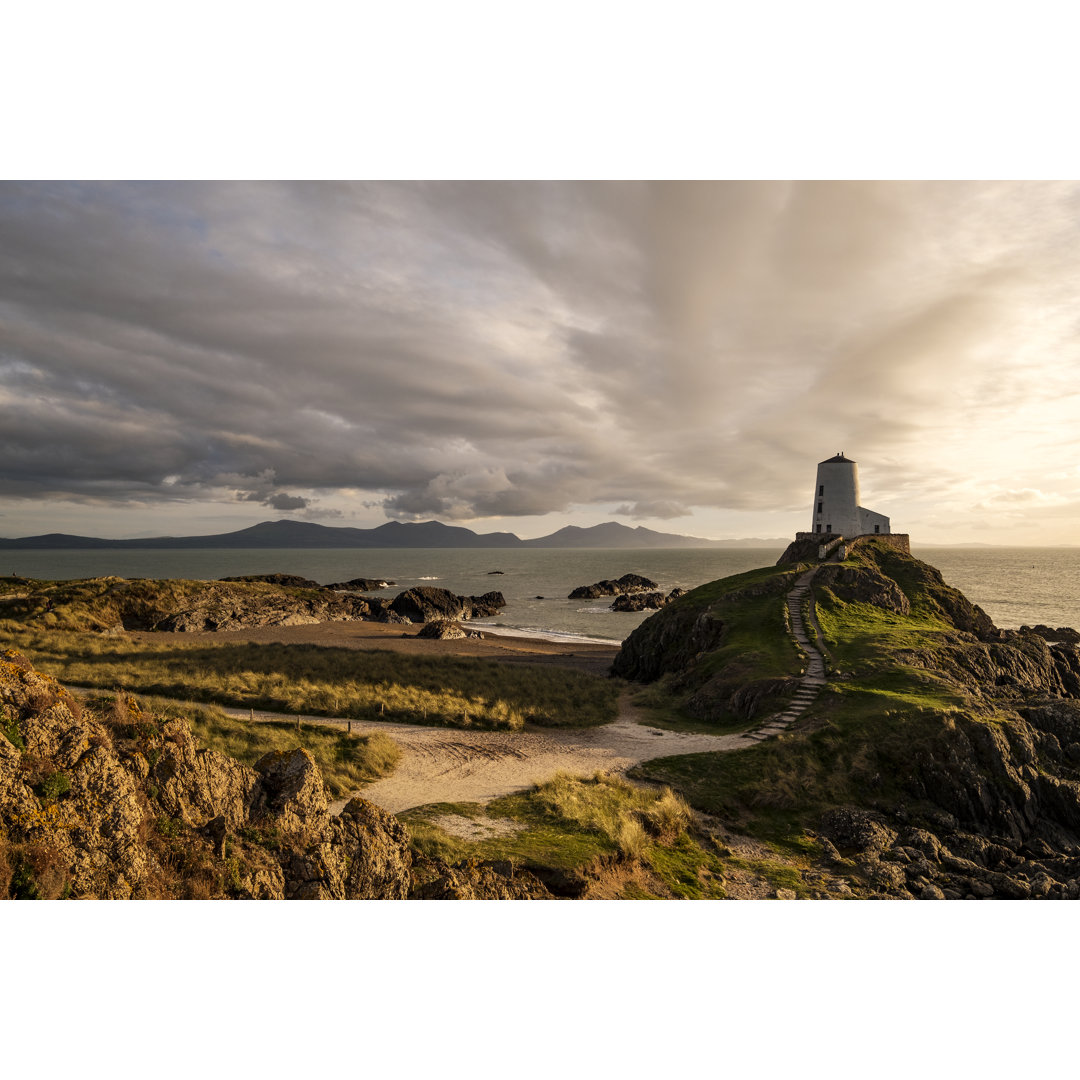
[810,452,890,537]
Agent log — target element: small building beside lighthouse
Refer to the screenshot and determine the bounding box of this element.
[778,451,909,564]
[811,452,890,536]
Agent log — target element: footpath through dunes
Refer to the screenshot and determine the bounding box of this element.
[200,694,748,815]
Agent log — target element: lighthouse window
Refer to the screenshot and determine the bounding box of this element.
[818,485,824,496]
[817,501,822,513]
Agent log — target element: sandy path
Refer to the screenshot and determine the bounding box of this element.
[210,696,751,814]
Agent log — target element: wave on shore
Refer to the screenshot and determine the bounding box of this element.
[469,622,620,647]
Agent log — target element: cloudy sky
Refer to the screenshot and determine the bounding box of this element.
[2,180,1080,544]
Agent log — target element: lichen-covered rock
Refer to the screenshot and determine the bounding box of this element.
[152,723,262,831]
[253,748,329,840]
[410,856,551,899]
[1,649,412,900]
[335,797,413,900]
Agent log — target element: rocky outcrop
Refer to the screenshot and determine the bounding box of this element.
[569,574,658,600]
[612,571,798,685]
[388,587,505,623]
[611,587,687,613]
[325,577,394,591]
[0,650,411,899]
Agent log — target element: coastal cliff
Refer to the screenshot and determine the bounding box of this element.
[621,541,1080,899]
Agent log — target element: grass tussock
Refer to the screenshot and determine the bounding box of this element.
[401,773,725,897]
[3,629,620,731]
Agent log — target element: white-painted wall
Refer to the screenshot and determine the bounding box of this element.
[810,454,891,536]
[858,506,891,535]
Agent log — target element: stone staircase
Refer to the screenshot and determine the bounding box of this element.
[745,567,828,743]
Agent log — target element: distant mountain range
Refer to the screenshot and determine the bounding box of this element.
[0,519,789,551]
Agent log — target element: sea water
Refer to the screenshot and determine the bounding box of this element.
[5,545,1079,643]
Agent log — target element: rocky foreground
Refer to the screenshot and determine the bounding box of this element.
[0,649,555,899]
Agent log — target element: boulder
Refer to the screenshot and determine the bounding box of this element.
[469,591,506,618]
[820,808,897,853]
[417,619,467,640]
[388,586,505,623]
[610,587,687,613]
[389,586,469,622]
[611,591,667,612]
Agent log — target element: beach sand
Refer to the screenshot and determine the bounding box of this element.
[127,619,620,675]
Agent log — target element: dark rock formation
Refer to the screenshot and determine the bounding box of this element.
[611,586,687,613]
[0,651,411,899]
[220,573,324,588]
[388,586,505,623]
[325,577,394,591]
[468,591,506,618]
[569,573,658,600]
[1024,625,1080,645]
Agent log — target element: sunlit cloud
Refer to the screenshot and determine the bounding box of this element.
[1,180,1080,542]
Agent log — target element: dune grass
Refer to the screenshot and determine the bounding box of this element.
[401,771,727,898]
[3,627,620,731]
[86,692,400,799]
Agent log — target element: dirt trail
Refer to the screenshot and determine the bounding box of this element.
[208,694,752,815]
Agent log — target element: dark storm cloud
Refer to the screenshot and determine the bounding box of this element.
[2,180,1079,526]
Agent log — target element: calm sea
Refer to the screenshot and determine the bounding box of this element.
[5,545,1079,643]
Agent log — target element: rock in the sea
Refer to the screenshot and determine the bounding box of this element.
[610,587,687,613]
[388,586,505,623]
[468,591,506,618]
[611,591,667,612]
[219,573,324,589]
[325,577,394,591]
[417,619,467,640]
[569,573,659,600]
[390,586,469,622]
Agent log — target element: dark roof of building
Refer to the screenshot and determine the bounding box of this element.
[819,452,856,465]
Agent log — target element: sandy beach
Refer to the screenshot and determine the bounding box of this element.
[128,618,621,675]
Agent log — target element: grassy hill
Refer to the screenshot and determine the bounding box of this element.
[620,540,1080,899]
